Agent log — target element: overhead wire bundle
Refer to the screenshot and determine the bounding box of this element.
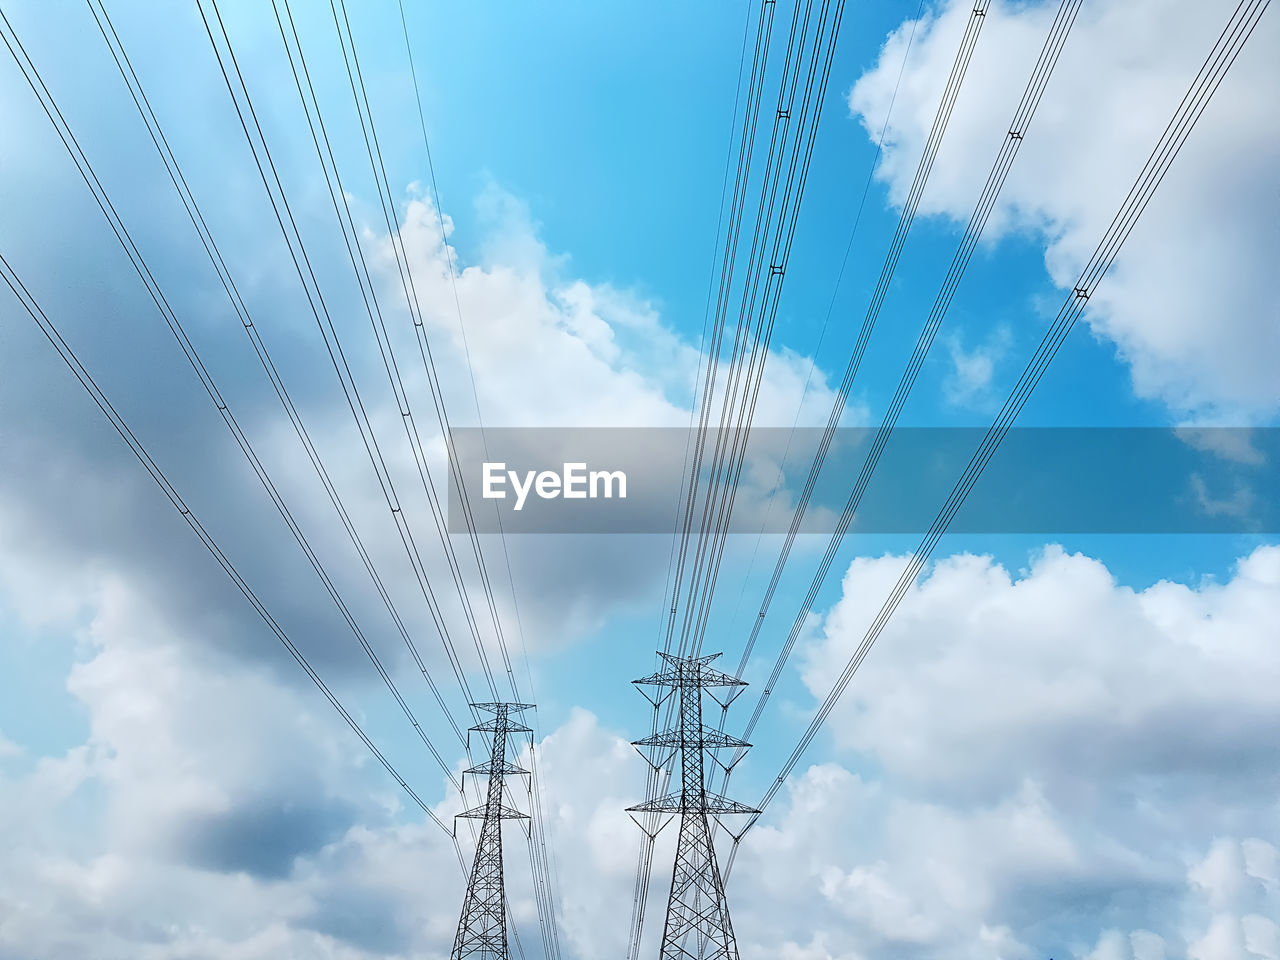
[193,0,486,717]
[726,0,1271,876]
[654,0,998,907]
[0,0,1269,953]
[626,1,785,949]
[716,0,1083,810]
[316,0,568,947]
[84,0,469,753]
[263,0,568,948]
[0,246,465,853]
[727,0,994,695]
[0,0,475,812]
[4,0,571,948]
[717,0,928,660]
[87,4,566,934]
[283,0,565,946]
[627,0,851,952]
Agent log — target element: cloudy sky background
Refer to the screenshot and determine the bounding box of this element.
[0,0,1277,958]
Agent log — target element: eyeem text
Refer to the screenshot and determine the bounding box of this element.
[481,462,627,511]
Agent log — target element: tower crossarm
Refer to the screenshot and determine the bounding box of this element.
[464,760,530,777]
[471,702,535,714]
[633,725,751,750]
[456,802,530,821]
[469,718,533,734]
[634,658,748,690]
[626,791,759,816]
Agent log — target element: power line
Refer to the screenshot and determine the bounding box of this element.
[668,0,831,664]
[169,7,539,939]
[631,0,847,952]
[720,0,927,648]
[325,4,566,951]
[258,0,500,706]
[630,5,792,952]
[0,4,463,799]
[236,5,545,943]
[228,11,522,898]
[0,249,455,839]
[10,5,572,936]
[309,0,509,699]
[701,0,996,875]
[685,0,846,663]
[626,3,780,947]
[722,0,1079,795]
[729,0,992,698]
[727,0,1271,871]
[193,0,483,715]
[82,0,468,751]
[392,4,573,945]
[659,0,760,650]
[270,2,563,948]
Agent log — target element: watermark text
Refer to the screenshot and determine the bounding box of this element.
[481,462,627,511]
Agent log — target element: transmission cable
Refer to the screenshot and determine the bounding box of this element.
[721,0,926,647]
[264,0,500,704]
[81,0,468,752]
[721,0,1081,801]
[0,250,457,842]
[316,0,514,696]
[725,0,1270,874]
[627,2,797,951]
[192,0,484,716]
[728,0,992,700]
[624,3,782,952]
[0,5,465,795]
[629,0,847,952]
[319,4,568,951]
[679,0,839,664]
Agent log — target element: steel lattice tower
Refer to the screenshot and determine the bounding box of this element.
[627,653,758,960]
[451,702,532,960]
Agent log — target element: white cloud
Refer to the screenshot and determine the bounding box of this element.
[0,589,644,958]
[1,160,854,686]
[848,0,1280,418]
[744,543,1280,958]
[1186,838,1280,960]
[943,327,1011,409]
[1174,428,1265,467]
[388,186,850,431]
[1190,472,1256,521]
[340,186,855,644]
[0,157,865,951]
[3,538,1280,957]
[802,546,1280,799]
[3,19,1277,947]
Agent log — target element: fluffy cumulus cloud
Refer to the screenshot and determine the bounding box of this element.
[0,549,647,959]
[739,544,1280,959]
[0,160,848,674]
[849,0,1280,418]
[0,162,848,956]
[4,527,1278,956]
[3,4,1277,950]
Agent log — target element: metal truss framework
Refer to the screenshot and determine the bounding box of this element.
[628,654,757,960]
[452,702,533,960]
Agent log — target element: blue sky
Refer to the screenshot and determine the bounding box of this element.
[1,0,1278,958]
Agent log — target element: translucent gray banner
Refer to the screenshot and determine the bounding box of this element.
[445,428,1276,534]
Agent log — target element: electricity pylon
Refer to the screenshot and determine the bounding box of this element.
[627,653,758,960]
[451,702,533,960]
